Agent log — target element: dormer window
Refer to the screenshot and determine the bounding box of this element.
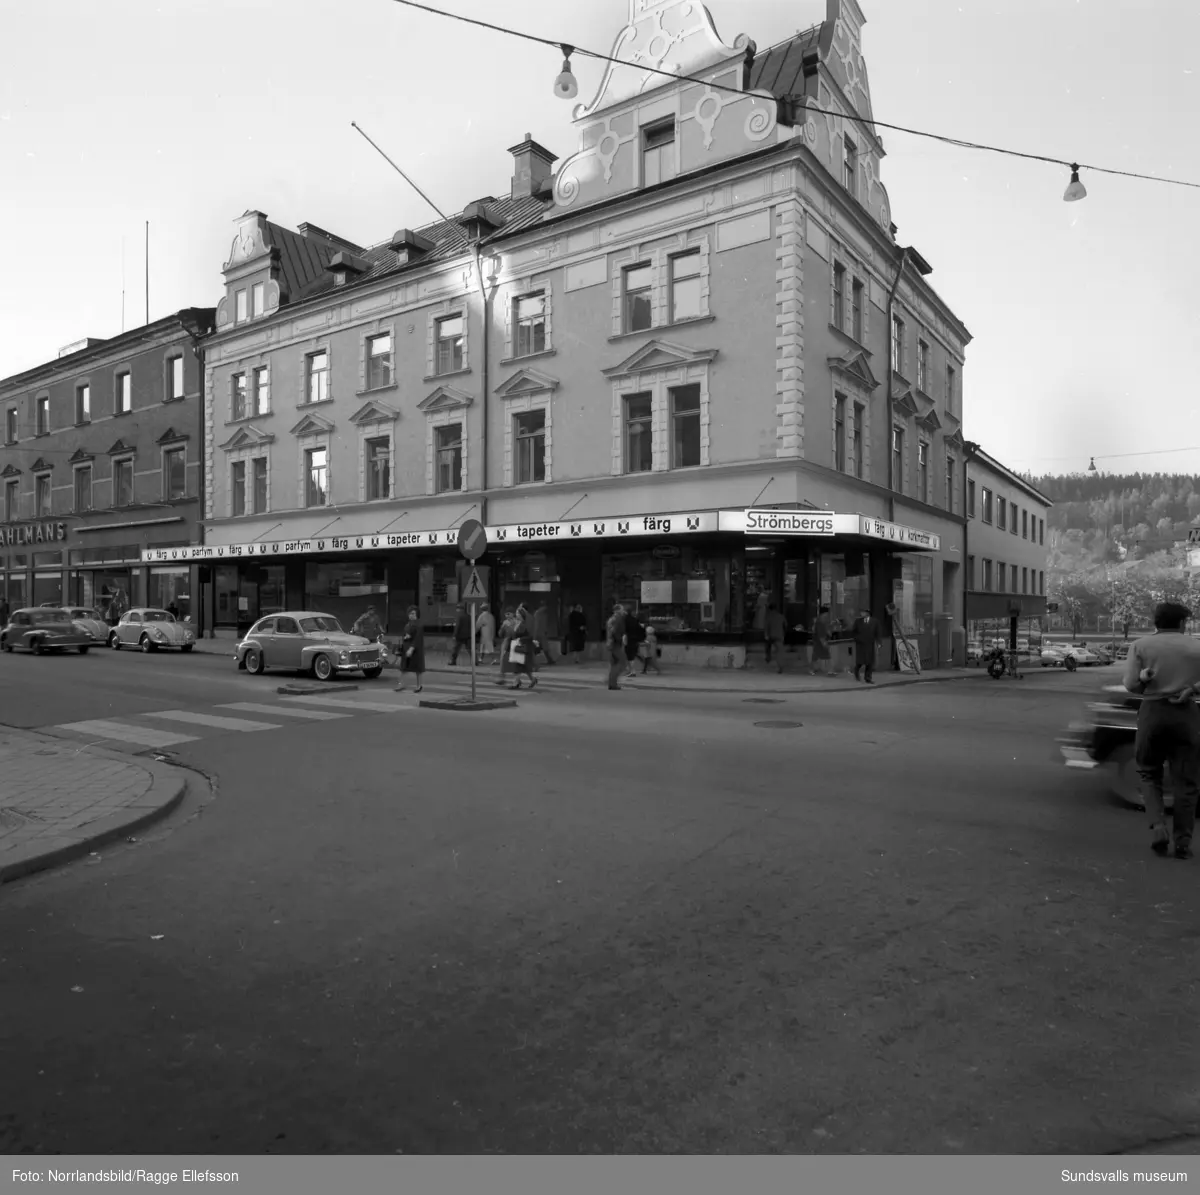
[843,135,857,198]
[235,290,248,323]
[252,282,265,318]
[642,120,676,187]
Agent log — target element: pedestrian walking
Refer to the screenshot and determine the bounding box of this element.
[810,605,833,676]
[567,603,588,664]
[531,600,556,666]
[606,603,627,690]
[640,621,662,674]
[623,608,645,678]
[1123,601,1200,859]
[851,607,882,684]
[764,603,787,673]
[393,606,425,694]
[351,604,382,642]
[475,602,496,664]
[448,603,472,665]
[494,607,517,685]
[507,604,538,690]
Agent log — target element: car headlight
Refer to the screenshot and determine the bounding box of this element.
[338,651,350,662]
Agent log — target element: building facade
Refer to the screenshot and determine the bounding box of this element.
[964,446,1053,645]
[162,0,971,667]
[0,309,215,623]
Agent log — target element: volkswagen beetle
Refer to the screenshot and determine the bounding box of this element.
[235,611,386,681]
[62,606,110,643]
[1,607,94,655]
[109,607,197,653]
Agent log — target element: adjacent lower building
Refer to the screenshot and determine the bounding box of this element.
[0,310,215,624]
[151,0,972,667]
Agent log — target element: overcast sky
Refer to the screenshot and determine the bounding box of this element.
[2,0,1196,479]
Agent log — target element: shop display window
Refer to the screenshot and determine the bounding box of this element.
[306,561,386,630]
[603,549,731,633]
[418,558,462,629]
[819,552,871,636]
[498,554,558,635]
[149,567,193,620]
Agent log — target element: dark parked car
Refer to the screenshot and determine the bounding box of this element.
[1,607,95,655]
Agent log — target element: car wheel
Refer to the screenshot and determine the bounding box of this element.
[361,665,383,680]
[1,638,9,653]
[33,639,45,656]
[79,646,89,655]
[1065,657,1078,672]
[181,644,193,653]
[312,654,335,682]
[140,635,157,653]
[110,633,120,650]
[244,648,265,676]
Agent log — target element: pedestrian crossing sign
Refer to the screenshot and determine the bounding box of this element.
[463,567,486,601]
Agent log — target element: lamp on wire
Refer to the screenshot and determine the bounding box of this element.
[554,44,578,99]
[1088,457,1097,473]
[1063,163,1087,202]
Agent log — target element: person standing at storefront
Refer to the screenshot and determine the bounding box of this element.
[476,602,496,665]
[568,604,588,665]
[606,603,627,691]
[508,604,538,690]
[764,603,787,673]
[448,603,472,666]
[394,606,425,694]
[531,600,556,667]
[351,605,382,645]
[810,605,834,676]
[851,607,883,684]
[495,607,517,686]
[640,621,662,675]
[623,608,645,679]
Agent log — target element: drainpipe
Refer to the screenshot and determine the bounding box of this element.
[885,247,909,524]
[962,439,981,653]
[184,314,211,639]
[472,246,493,527]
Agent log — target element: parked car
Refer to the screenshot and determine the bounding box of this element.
[235,611,386,681]
[1,607,95,655]
[1057,682,1182,811]
[1041,642,1100,669]
[109,608,197,653]
[61,606,110,642]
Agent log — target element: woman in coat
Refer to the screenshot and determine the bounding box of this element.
[475,602,496,665]
[507,605,538,690]
[810,604,833,676]
[567,604,587,664]
[494,607,517,686]
[394,606,425,693]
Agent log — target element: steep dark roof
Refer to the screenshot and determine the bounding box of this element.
[265,222,334,303]
[748,26,822,102]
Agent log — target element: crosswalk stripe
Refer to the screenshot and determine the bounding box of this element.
[145,710,281,732]
[217,702,351,721]
[279,696,409,713]
[55,719,200,748]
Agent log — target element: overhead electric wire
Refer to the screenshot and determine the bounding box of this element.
[390,0,1200,192]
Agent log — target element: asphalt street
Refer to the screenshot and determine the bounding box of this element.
[2,648,1198,1156]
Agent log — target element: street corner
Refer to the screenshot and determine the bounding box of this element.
[0,729,188,884]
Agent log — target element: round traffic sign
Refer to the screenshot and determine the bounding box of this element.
[458,519,487,561]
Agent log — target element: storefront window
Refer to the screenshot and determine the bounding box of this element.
[603,548,732,633]
[149,567,193,620]
[95,574,132,623]
[305,561,386,630]
[818,551,871,635]
[69,571,94,608]
[418,558,461,629]
[33,571,63,608]
[498,553,557,634]
[5,571,28,608]
[896,554,934,664]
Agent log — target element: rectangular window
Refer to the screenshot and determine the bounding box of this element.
[983,559,993,592]
[36,396,49,435]
[253,366,270,416]
[623,264,652,333]
[1011,564,1018,593]
[514,410,546,484]
[35,474,51,516]
[305,446,328,507]
[231,373,247,421]
[164,447,186,500]
[436,315,464,374]
[945,456,955,512]
[1040,571,1045,595]
[967,555,975,589]
[252,457,267,514]
[967,479,976,518]
[852,401,864,479]
[981,487,993,523]
[834,393,847,473]
[76,384,90,424]
[236,290,248,323]
[1011,505,1019,536]
[252,282,265,318]
[997,497,1007,531]
[435,424,463,493]
[365,436,391,500]
[5,407,15,444]
[4,478,17,521]
[670,384,701,469]
[625,393,653,474]
[843,135,857,196]
[231,461,246,517]
[833,263,846,330]
[1022,566,1028,594]
[918,441,929,503]
[642,119,675,187]
[851,278,864,341]
[891,426,904,494]
[169,355,185,400]
[514,293,546,357]
[306,351,329,404]
[917,340,929,392]
[1039,518,1045,546]
[996,561,1005,593]
[1022,509,1028,539]
[113,458,133,507]
[890,314,904,375]
[670,251,702,323]
[116,373,132,415]
[946,364,956,407]
[366,333,393,390]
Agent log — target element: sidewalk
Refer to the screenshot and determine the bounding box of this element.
[0,728,187,884]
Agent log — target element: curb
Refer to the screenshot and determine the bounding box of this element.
[0,757,188,885]
[419,697,519,712]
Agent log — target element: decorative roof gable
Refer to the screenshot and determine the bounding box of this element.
[417,385,474,413]
[289,412,336,438]
[348,399,400,427]
[827,349,880,392]
[67,448,95,464]
[218,424,276,452]
[107,438,135,456]
[29,457,53,472]
[494,366,560,399]
[156,426,190,445]
[602,338,718,379]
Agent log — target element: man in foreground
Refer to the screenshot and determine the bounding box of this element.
[1122,602,1200,859]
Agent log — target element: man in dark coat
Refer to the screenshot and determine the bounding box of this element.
[851,607,883,684]
[448,603,472,665]
[606,603,627,691]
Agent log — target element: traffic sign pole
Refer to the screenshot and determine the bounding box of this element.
[469,599,477,703]
[457,521,488,704]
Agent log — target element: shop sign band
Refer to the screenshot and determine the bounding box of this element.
[1,521,68,546]
[742,510,835,536]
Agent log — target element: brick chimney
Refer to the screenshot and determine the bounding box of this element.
[508,134,557,200]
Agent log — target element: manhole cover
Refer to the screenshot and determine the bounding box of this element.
[754,720,804,729]
[744,698,785,704]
